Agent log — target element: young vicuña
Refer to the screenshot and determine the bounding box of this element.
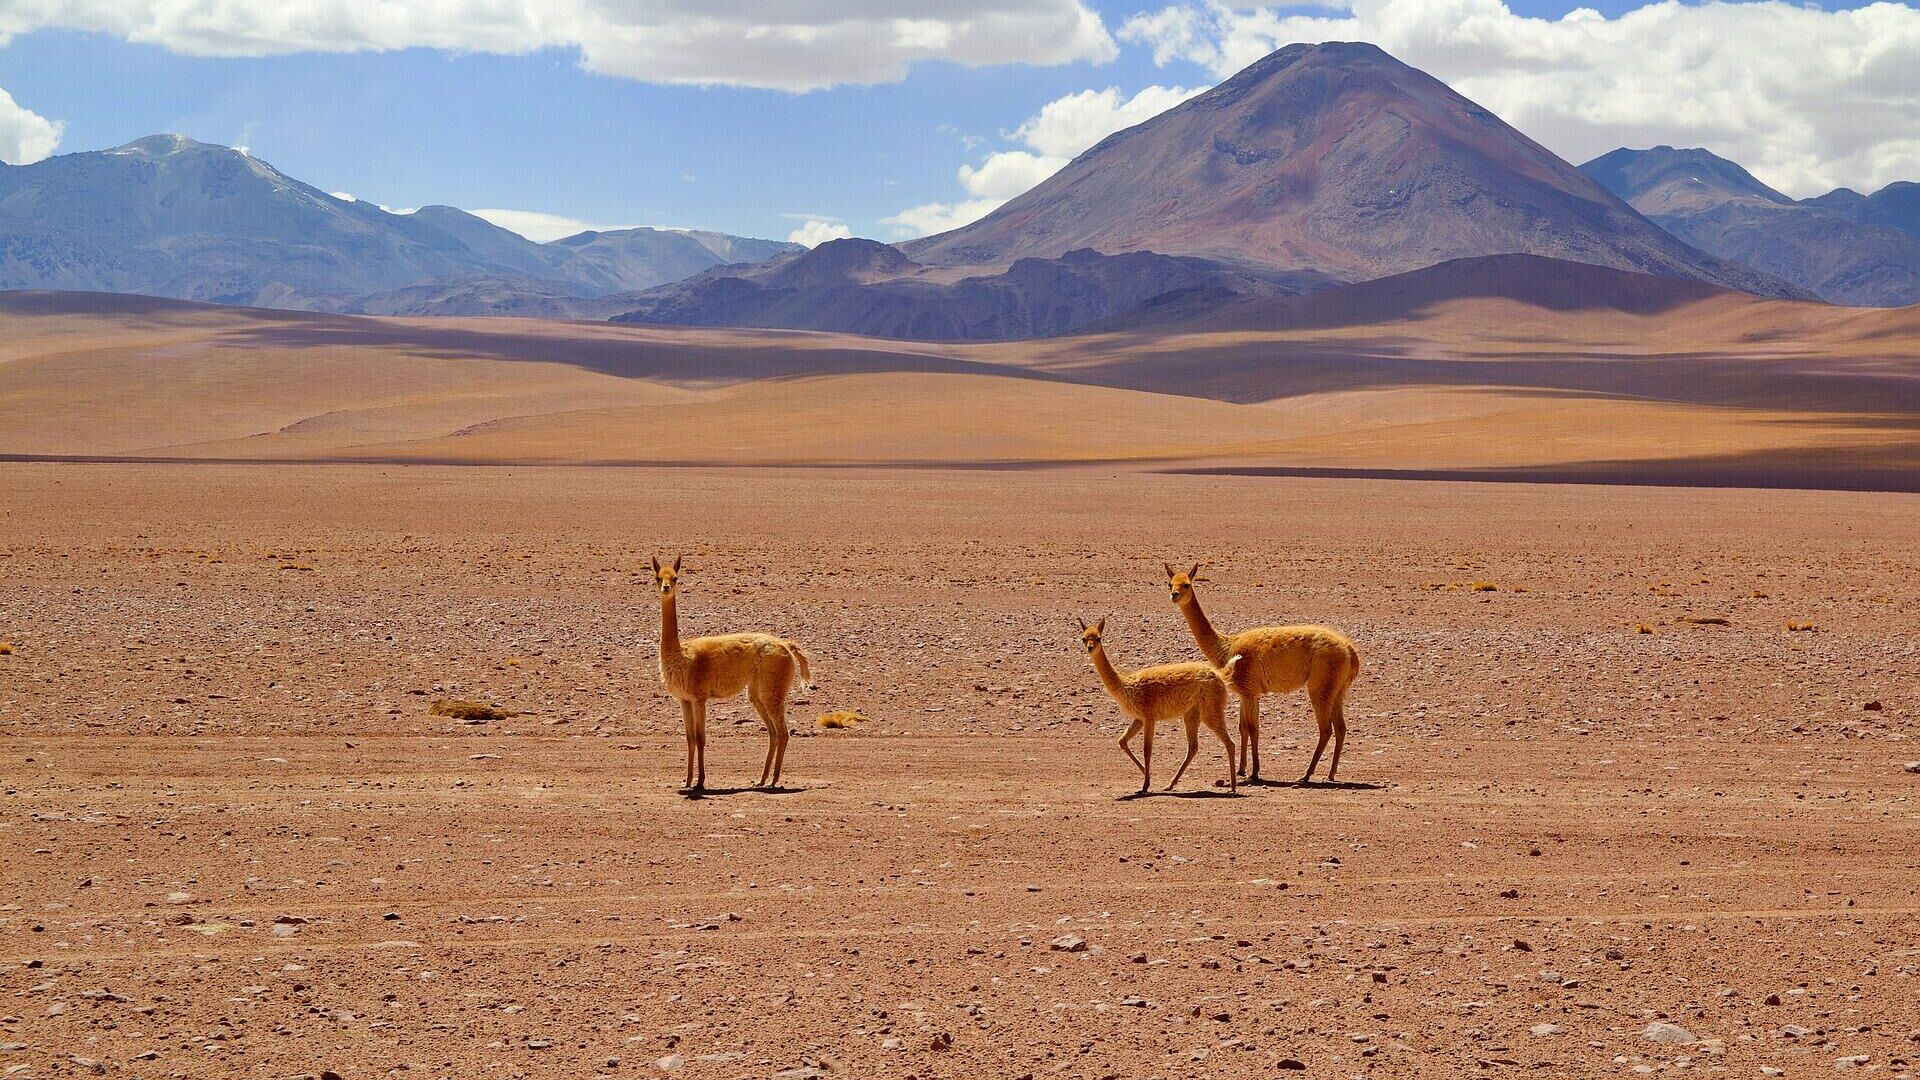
[1076,616,1239,794]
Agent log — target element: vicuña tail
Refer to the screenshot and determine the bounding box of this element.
[1219,654,1243,680]
[785,642,815,693]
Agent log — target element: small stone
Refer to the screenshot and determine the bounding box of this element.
[1049,935,1087,953]
[1605,948,1625,960]
[1766,993,1782,1006]
[1538,971,1564,984]
[1861,701,1882,711]
[1784,1025,1813,1038]
[1835,1054,1870,1069]
[656,1054,684,1071]
[1904,762,1920,774]
[1511,939,1532,952]
[165,891,192,904]
[1278,1059,1307,1070]
[1531,1024,1565,1037]
[1643,1022,1698,1045]
[70,1058,106,1076]
[1120,996,1149,1007]
[929,1032,954,1051]
[526,1040,552,1050]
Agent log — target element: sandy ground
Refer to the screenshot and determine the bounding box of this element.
[3,292,1917,487]
[2,464,1918,1079]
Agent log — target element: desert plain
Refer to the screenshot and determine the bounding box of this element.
[1,461,1916,1080]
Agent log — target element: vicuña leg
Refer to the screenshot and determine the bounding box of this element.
[750,688,780,788]
[1238,694,1261,780]
[1300,677,1336,785]
[1203,701,1237,794]
[1139,718,1155,793]
[1166,706,1203,791]
[691,699,709,790]
[1118,717,1147,785]
[1328,680,1351,782]
[679,699,696,789]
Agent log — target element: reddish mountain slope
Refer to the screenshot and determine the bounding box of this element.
[904,42,1803,299]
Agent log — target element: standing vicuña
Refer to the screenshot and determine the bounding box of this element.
[1076,616,1239,794]
[652,556,814,791]
[1165,564,1360,784]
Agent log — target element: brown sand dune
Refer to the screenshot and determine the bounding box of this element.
[2,277,1916,487]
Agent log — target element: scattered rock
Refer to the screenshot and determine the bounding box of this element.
[1278,1059,1307,1070]
[1049,935,1087,953]
[656,1054,684,1071]
[1861,701,1882,711]
[1835,1054,1870,1069]
[1531,1023,1565,1037]
[1643,1022,1698,1045]
[1904,762,1920,775]
[929,1031,954,1051]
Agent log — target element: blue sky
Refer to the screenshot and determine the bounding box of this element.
[0,0,1912,243]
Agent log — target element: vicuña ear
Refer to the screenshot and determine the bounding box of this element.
[1163,561,1175,579]
[650,556,660,578]
[1094,617,1106,634]
[672,555,683,572]
[1188,563,1201,580]
[1074,615,1087,631]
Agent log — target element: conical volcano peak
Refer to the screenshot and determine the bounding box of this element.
[902,41,1800,298]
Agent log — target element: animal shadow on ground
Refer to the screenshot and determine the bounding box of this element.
[1217,777,1386,791]
[680,785,808,800]
[1117,789,1245,801]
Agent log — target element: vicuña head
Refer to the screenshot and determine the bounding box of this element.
[1164,561,1209,604]
[650,554,682,596]
[1075,614,1106,654]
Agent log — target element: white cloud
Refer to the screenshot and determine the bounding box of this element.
[788,218,854,247]
[0,1,1116,92]
[886,82,1203,237]
[0,85,62,164]
[882,198,1005,237]
[329,190,357,202]
[1009,84,1205,159]
[1119,0,1920,197]
[472,208,643,243]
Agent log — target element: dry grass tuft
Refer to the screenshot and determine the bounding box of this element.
[430,698,511,722]
[1468,582,1499,592]
[1785,620,1818,633]
[1684,616,1731,626]
[816,710,868,730]
[0,642,13,655]
[1633,623,1657,635]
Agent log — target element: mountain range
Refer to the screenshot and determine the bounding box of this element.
[1580,146,1920,307]
[0,134,797,312]
[4,42,1919,340]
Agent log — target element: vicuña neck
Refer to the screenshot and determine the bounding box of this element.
[1178,592,1230,666]
[1088,643,1131,703]
[660,592,683,658]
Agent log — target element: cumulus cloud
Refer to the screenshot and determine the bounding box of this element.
[0,1,1116,92]
[0,85,62,164]
[788,218,854,247]
[1118,0,1920,197]
[881,198,1005,237]
[886,82,1203,237]
[471,208,644,243]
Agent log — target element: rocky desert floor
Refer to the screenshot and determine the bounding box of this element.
[2,463,1917,1079]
